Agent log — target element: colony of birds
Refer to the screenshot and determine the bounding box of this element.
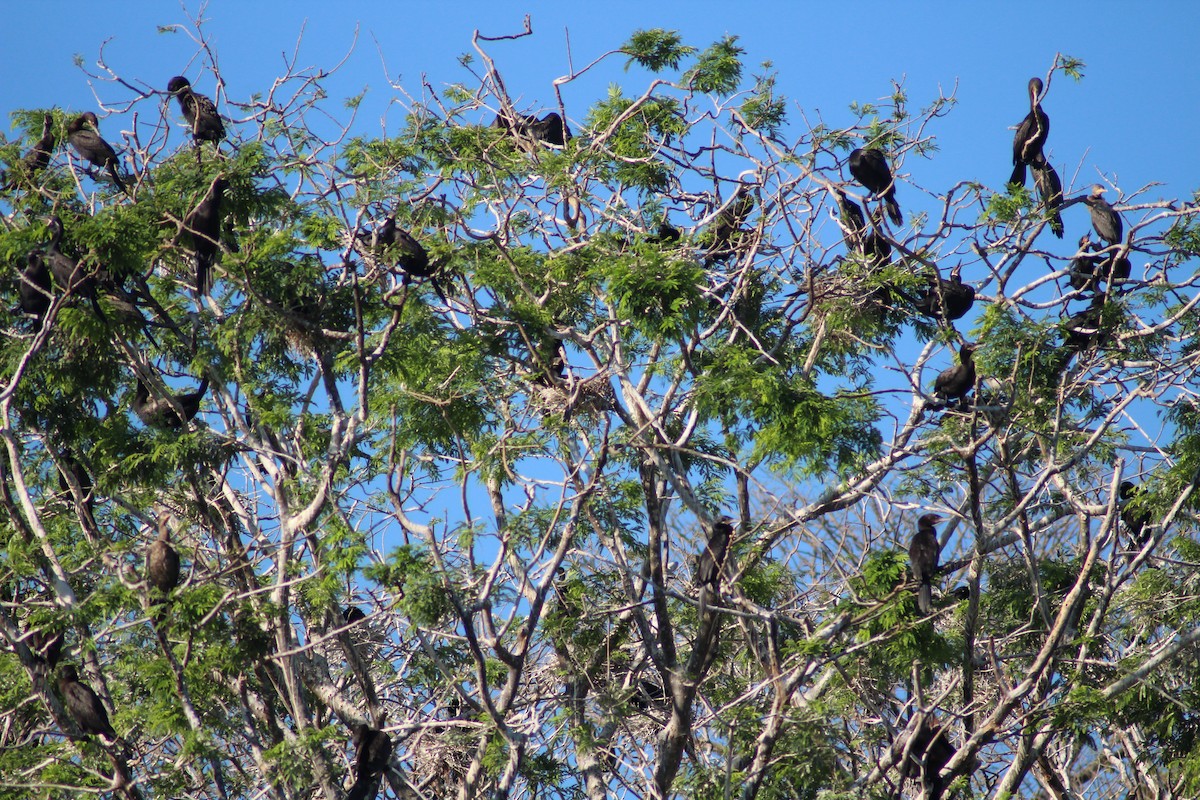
[0,65,1160,800]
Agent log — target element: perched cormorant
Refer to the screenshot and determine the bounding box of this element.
[1084,184,1123,245]
[346,724,394,800]
[848,148,902,226]
[647,221,682,246]
[494,110,573,147]
[1106,253,1132,287]
[183,176,229,295]
[4,113,55,189]
[166,76,225,145]
[1063,295,1110,354]
[17,251,52,320]
[1119,481,1152,547]
[833,187,867,250]
[1067,235,1101,292]
[343,606,366,625]
[42,217,105,317]
[57,664,116,739]
[66,112,126,193]
[901,718,954,800]
[933,343,977,406]
[908,513,943,615]
[1031,161,1064,238]
[146,518,181,594]
[133,375,209,430]
[706,187,755,263]
[57,448,95,528]
[1010,77,1049,187]
[695,517,733,588]
[30,628,64,670]
[913,264,975,322]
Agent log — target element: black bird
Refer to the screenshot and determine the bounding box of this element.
[343,606,366,625]
[695,517,733,588]
[346,724,394,800]
[706,187,755,263]
[1010,77,1049,187]
[1063,295,1110,354]
[57,664,116,739]
[30,628,64,670]
[1067,235,1101,292]
[647,221,682,246]
[913,264,975,322]
[4,113,55,190]
[1031,162,1064,238]
[908,513,943,615]
[42,217,105,318]
[933,343,977,407]
[17,251,53,320]
[133,375,209,430]
[183,176,229,295]
[66,112,126,193]
[848,148,902,226]
[147,517,181,594]
[833,187,867,250]
[1119,481,1152,547]
[1084,184,1123,245]
[57,448,95,529]
[1106,253,1132,288]
[494,111,573,147]
[369,217,434,277]
[166,76,225,145]
[901,719,954,800]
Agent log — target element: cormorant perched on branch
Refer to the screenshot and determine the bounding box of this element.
[848,148,902,226]
[30,628,64,671]
[42,216,105,318]
[913,264,975,322]
[166,76,225,145]
[367,217,448,303]
[3,113,55,190]
[1119,481,1152,547]
[1062,295,1110,354]
[493,110,573,147]
[695,517,733,588]
[133,375,209,430]
[1032,162,1064,238]
[343,606,366,625]
[833,187,867,250]
[908,513,943,615]
[901,718,955,800]
[1067,235,1101,292]
[1010,77,1049,187]
[66,112,126,193]
[17,251,52,320]
[346,724,394,800]
[706,187,755,264]
[1084,184,1123,245]
[57,665,116,740]
[932,343,977,408]
[147,517,181,594]
[183,176,229,295]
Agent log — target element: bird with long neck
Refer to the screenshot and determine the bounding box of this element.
[1084,184,1123,245]
[1010,76,1049,187]
[849,147,903,226]
[167,75,225,146]
[67,112,126,193]
[908,513,943,615]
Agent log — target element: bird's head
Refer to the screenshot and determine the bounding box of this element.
[167,76,191,95]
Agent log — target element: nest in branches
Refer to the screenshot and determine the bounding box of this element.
[530,374,619,420]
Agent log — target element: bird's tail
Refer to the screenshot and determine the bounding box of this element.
[918,583,932,615]
[107,162,128,195]
[885,193,903,226]
[344,778,373,800]
[1008,162,1027,188]
[1049,212,1064,238]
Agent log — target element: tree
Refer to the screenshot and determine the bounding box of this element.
[2,16,1200,800]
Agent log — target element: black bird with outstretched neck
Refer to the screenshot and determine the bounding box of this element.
[933,342,977,408]
[57,664,116,740]
[913,264,975,322]
[42,216,106,318]
[1084,184,1123,245]
[695,516,733,589]
[1119,481,1152,547]
[4,113,55,190]
[833,186,867,249]
[1032,162,1064,238]
[346,723,394,800]
[908,513,943,615]
[147,516,181,594]
[1067,234,1100,292]
[133,375,209,430]
[849,147,903,225]
[1010,77,1049,187]
[67,112,126,193]
[368,217,448,303]
[167,76,225,145]
[183,176,229,295]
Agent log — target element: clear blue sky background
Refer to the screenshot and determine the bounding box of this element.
[1,1,1196,207]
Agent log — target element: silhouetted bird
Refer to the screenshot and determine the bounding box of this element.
[647,221,682,246]
[346,724,394,800]
[343,606,366,625]
[494,110,573,147]
[1067,235,1101,292]
[1010,77,1049,187]
[4,113,55,190]
[66,112,126,193]
[901,718,954,800]
[913,264,975,322]
[42,216,105,318]
[30,628,64,670]
[848,148,902,225]
[630,677,668,711]
[183,176,229,295]
[933,343,977,407]
[695,517,733,588]
[706,187,755,263]
[17,251,53,320]
[147,518,181,594]
[133,375,209,430]
[57,448,95,528]
[1106,253,1132,288]
[908,513,943,615]
[57,664,116,739]
[1063,296,1110,354]
[1119,481,1152,547]
[1032,162,1064,238]
[167,76,225,145]
[833,187,867,250]
[1084,184,1123,245]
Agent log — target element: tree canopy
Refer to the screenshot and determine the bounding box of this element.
[3,17,1200,800]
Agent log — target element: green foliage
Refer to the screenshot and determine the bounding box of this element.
[684,36,745,95]
[623,29,696,73]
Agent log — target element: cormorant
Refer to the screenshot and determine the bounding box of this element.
[17,251,52,320]
[901,718,954,800]
[166,76,225,145]
[147,518,181,594]
[913,264,975,322]
[343,606,366,625]
[346,724,394,800]
[30,628,64,670]
[706,187,755,263]
[4,113,55,189]
[1084,184,1123,245]
[647,221,682,246]
[133,375,209,430]
[1063,295,1110,354]
[848,148,902,226]
[933,343,977,407]
[1010,77,1049,187]
[57,448,95,528]
[183,176,229,295]
[1031,161,1064,238]
[1106,253,1132,287]
[695,517,733,588]
[494,110,573,147]
[57,664,116,739]
[1119,481,1152,547]
[1067,235,1100,292]
[833,187,867,250]
[66,112,126,193]
[42,217,105,318]
[908,513,943,615]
